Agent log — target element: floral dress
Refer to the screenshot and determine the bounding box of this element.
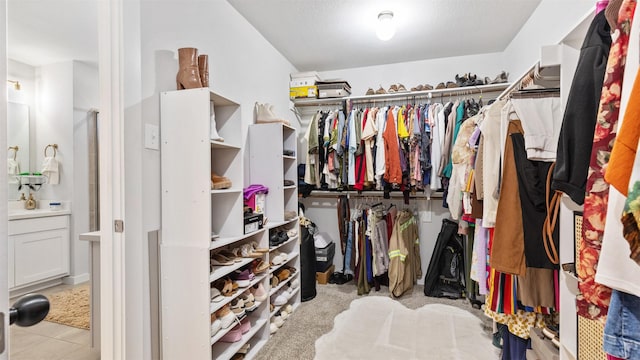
[578,0,637,321]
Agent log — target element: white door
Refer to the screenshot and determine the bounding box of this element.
[0,1,10,358]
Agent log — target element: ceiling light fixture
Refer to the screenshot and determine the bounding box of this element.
[7,80,21,91]
[376,11,395,41]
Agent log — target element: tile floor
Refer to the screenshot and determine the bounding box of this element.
[9,283,100,360]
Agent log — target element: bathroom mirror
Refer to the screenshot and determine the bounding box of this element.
[7,101,30,178]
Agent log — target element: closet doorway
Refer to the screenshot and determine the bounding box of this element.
[5,0,105,358]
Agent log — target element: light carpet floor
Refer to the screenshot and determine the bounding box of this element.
[256,283,498,360]
[44,284,90,330]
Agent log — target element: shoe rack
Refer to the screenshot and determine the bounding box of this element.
[160,88,272,359]
[248,123,302,337]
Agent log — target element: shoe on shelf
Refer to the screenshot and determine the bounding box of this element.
[283,304,293,315]
[176,47,203,90]
[270,274,280,288]
[410,84,424,92]
[213,278,236,297]
[218,249,241,262]
[284,210,297,220]
[446,81,458,88]
[231,354,245,360]
[215,305,236,329]
[211,173,232,190]
[435,82,445,90]
[278,309,289,320]
[219,326,243,343]
[490,70,509,84]
[237,343,251,355]
[397,84,408,92]
[230,298,246,318]
[365,88,375,95]
[232,269,254,288]
[250,241,269,254]
[255,102,290,125]
[455,73,468,87]
[250,258,269,274]
[209,100,224,142]
[273,291,288,306]
[388,84,398,93]
[210,313,222,335]
[423,84,434,90]
[238,317,251,334]
[197,54,209,88]
[239,243,263,258]
[286,229,298,238]
[250,283,268,302]
[374,86,387,95]
[271,251,288,266]
[272,315,285,327]
[276,268,290,283]
[289,278,300,290]
[241,292,258,312]
[269,322,278,334]
[210,287,224,303]
[211,253,234,267]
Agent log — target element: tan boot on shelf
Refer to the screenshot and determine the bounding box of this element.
[255,102,290,125]
[176,47,202,90]
[198,54,209,88]
[211,173,232,189]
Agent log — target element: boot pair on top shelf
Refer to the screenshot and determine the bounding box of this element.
[176,47,209,90]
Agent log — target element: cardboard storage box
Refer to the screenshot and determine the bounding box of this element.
[243,212,264,234]
[289,85,318,99]
[315,242,335,272]
[316,264,335,285]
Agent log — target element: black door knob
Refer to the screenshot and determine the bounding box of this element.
[9,294,50,327]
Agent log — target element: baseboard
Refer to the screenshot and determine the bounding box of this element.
[63,273,90,285]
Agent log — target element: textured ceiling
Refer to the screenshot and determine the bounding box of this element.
[228,0,543,71]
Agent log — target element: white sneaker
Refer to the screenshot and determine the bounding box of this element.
[210,319,222,335]
[270,322,278,334]
[279,309,289,320]
[209,101,224,141]
[219,310,236,329]
[273,291,288,306]
[290,278,300,290]
[283,304,294,314]
[273,315,285,328]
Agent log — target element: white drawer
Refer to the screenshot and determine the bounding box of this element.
[8,215,69,235]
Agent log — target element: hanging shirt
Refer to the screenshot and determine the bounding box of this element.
[384,107,403,184]
[361,108,378,185]
[479,99,507,227]
[348,110,358,185]
[430,104,444,190]
[375,107,388,189]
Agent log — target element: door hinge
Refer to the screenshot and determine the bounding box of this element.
[114,220,124,233]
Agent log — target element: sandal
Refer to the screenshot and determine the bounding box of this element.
[251,241,269,253]
[276,269,290,283]
[211,253,234,266]
[251,258,269,274]
[270,274,279,288]
[218,249,241,262]
[240,243,263,258]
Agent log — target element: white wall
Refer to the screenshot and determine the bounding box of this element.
[502,0,594,80]
[119,0,298,358]
[320,52,507,97]
[35,62,73,202]
[0,2,9,358]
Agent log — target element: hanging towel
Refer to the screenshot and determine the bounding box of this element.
[7,159,20,176]
[7,159,20,184]
[42,156,59,184]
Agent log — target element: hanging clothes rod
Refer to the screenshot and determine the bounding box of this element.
[291,83,510,107]
[304,190,444,199]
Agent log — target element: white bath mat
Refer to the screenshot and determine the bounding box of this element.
[315,296,500,360]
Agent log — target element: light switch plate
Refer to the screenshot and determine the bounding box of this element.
[145,124,160,150]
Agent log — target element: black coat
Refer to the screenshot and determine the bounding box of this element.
[551,11,611,205]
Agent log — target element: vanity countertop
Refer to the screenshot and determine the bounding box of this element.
[9,208,71,220]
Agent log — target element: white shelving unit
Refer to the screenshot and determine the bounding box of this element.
[160,88,272,360]
[248,123,301,336]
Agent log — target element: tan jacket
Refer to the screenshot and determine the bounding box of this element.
[388,210,420,297]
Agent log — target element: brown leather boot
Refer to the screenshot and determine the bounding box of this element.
[176,47,202,90]
[198,54,209,88]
